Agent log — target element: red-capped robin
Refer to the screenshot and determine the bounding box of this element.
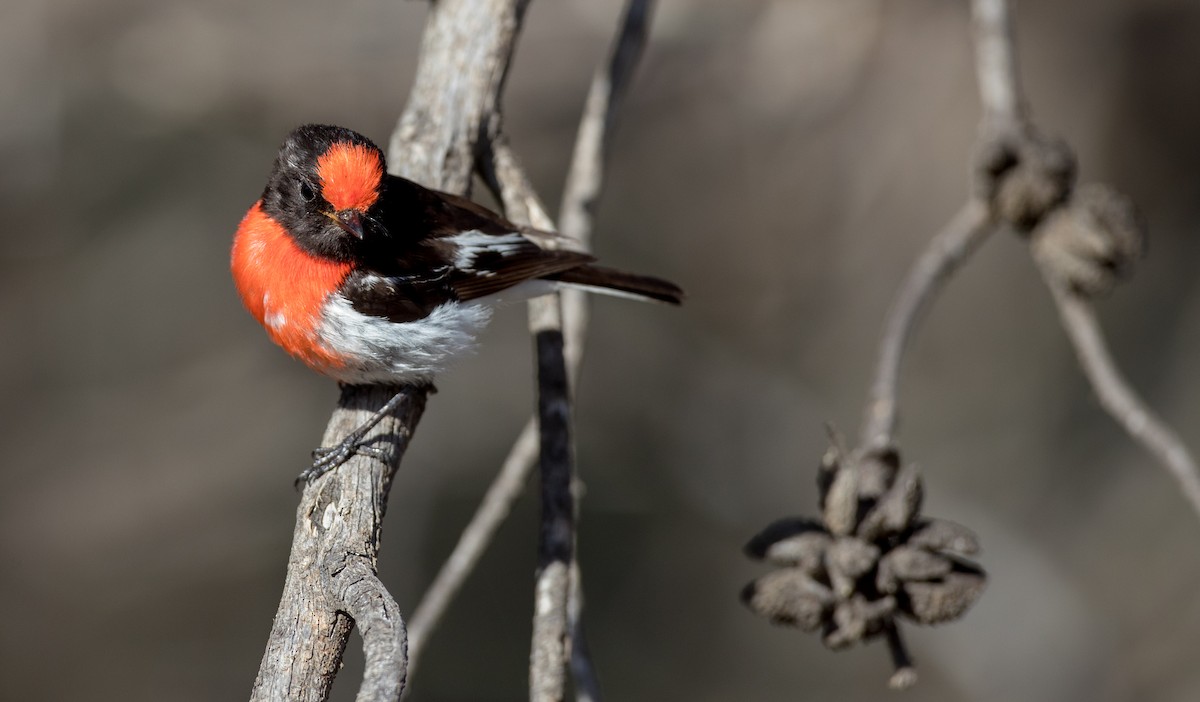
[231,124,682,482]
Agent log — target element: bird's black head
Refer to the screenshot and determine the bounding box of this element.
[260,124,388,261]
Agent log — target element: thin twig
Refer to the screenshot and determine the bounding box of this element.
[556,5,652,698]
[1045,281,1200,519]
[554,0,651,374]
[559,0,654,252]
[969,0,1025,126]
[859,201,993,450]
[405,2,656,686]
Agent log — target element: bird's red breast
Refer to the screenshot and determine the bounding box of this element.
[231,200,353,370]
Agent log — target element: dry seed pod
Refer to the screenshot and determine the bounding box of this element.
[901,566,987,625]
[1032,183,1145,297]
[857,464,923,541]
[907,518,980,556]
[974,127,1076,231]
[877,546,953,594]
[741,569,834,632]
[744,518,830,573]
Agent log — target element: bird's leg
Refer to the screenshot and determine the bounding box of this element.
[295,388,412,487]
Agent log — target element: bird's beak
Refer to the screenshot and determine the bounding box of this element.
[328,210,365,239]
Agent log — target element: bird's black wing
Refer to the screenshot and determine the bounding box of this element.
[376,175,594,302]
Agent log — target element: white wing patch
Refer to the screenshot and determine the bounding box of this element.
[447,230,528,271]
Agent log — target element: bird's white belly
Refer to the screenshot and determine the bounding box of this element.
[316,295,495,384]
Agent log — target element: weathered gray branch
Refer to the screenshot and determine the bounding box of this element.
[250,385,426,702]
[252,1,537,700]
[389,0,531,191]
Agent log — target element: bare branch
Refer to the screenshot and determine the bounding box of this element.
[389,0,531,189]
[251,385,427,702]
[859,201,993,450]
[559,0,655,251]
[479,136,576,702]
[405,3,656,690]
[558,0,655,378]
[1045,281,1200,519]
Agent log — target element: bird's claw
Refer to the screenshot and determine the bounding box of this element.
[294,440,387,488]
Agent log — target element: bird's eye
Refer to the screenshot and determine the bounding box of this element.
[298,181,316,202]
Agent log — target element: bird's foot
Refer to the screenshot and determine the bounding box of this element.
[294,440,389,488]
[293,386,427,488]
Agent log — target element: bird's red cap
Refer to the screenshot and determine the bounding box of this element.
[316,142,383,213]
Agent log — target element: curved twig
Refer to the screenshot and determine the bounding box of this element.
[859,201,993,450]
[335,561,410,701]
[1045,281,1200,518]
[859,0,1024,452]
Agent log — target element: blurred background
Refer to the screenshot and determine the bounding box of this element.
[3,0,1200,700]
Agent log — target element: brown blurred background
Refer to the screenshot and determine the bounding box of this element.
[3,0,1200,700]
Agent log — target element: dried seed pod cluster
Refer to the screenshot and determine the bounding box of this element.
[741,440,985,680]
[975,126,1145,298]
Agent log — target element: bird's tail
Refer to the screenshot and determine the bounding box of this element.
[546,264,683,305]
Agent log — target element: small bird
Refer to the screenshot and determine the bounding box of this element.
[231,124,682,481]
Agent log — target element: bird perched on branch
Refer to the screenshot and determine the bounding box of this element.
[231,124,682,482]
